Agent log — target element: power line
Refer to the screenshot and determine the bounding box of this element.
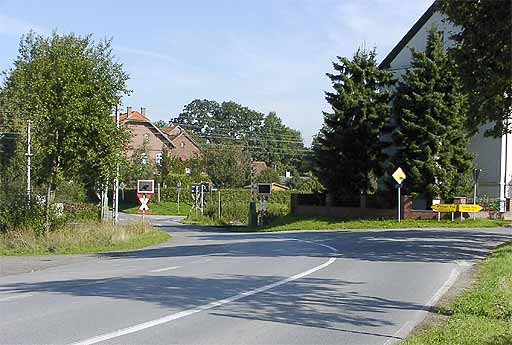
[171,123,308,143]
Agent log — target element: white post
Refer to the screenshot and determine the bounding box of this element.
[397,186,401,222]
[472,183,477,220]
[218,190,221,220]
[200,184,204,216]
[157,182,161,203]
[113,105,120,225]
[25,120,32,204]
[177,189,180,214]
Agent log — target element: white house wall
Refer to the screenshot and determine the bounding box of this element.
[383,9,507,200]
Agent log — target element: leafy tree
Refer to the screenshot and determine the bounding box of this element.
[389,29,473,200]
[255,168,281,184]
[204,145,250,188]
[314,48,394,201]
[439,0,512,137]
[120,142,156,186]
[0,32,130,228]
[254,112,305,170]
[153,120,168,128]
[172,100,306,172]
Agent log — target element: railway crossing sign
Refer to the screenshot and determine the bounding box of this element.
[137,193,151,215]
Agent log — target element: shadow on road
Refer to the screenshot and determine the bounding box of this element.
[0,273,421,338]
[102,228,512,264]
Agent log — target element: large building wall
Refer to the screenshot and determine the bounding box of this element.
[126,123,166,161]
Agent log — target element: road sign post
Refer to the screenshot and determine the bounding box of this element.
[176,181,182,214]
[137,180,155,222]
[392,168,407,222]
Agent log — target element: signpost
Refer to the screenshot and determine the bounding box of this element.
[392,168,406,222]
[137,180,154,221]
[176,181,182,214]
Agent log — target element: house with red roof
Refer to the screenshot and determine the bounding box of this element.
[115,106,201,164]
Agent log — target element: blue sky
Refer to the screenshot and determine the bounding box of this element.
[0,0,433,144]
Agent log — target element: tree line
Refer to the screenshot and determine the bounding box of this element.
[314,0,511,204]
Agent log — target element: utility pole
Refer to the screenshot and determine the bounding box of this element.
[113,105,120,225]
[25,120,33,204]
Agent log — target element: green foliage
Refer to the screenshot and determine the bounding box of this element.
[287,175,324,193]
[255,168,281,184]
[171,100,307,173]
[204,145,250,188]
[314,48,394,200]
[389,29,473,200]
[439,0,512,137]
[153,120,168,128]
[0,31,130,229]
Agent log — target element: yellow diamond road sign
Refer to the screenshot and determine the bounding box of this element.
[392,167,406,184]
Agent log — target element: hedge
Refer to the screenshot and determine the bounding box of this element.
[120,187,292,223]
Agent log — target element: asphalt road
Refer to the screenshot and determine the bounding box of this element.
[1,215,511,345]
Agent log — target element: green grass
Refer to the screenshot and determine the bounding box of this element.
[401,242,512,345]
[239,215,510,232]
[0,221,170,256]
[120,201,191,216]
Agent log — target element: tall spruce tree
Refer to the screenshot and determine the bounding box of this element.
[390,28,473,201]
[314,48,394,201]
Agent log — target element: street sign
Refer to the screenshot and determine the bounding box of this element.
[459,204,483,213]
[137,193,151,215]
[257,183,272,195]
[137,180,154,194]
[176,181,182,193]
[431,204,457,212]
[392,167,406,184]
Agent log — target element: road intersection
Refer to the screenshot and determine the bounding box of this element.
[1,215,511,345]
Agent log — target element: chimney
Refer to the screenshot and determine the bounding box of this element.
[127,106,132,115]
[141,107,146,116]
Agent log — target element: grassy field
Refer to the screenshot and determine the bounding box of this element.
[0,221,170,256]
[239,216,510,232]
[120,201,192,216]
[401,242,512,345]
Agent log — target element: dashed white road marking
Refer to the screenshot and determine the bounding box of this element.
[149,266,180,273]
[69,239,338,345]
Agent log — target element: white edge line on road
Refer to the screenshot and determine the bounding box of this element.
[383,266,461,345]
[0,293,34,302]
[69,239,337,345]
[149,266,180,273]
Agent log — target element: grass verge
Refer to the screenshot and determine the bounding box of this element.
[243,216,510,232]
[401,242,512,345]
[185,215,509,232]
[120,201,191,216]
[0,221,170,256]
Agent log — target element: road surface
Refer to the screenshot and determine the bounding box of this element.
[1,215,511,345]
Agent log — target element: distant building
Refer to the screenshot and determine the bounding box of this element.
[115,106,201,163]
[252,161,268,176]
[379,1,511,205]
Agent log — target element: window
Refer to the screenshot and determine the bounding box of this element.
[155,152,162,165]
[180,142,185,148]
[143,133,149,143]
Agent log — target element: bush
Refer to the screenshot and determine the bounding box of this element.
[193,188,292,224]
